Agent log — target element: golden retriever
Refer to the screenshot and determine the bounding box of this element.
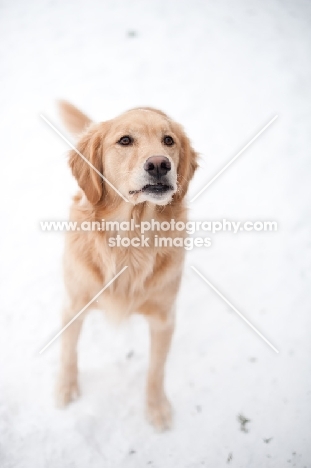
[56,101,198,430]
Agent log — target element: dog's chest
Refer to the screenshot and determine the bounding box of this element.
[97,230,157,293]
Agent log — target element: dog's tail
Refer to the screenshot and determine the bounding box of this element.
[58,100,92,134]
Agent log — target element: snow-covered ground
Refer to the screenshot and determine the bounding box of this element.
[1,0,311,466]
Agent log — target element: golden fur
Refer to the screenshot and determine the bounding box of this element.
[56,101,198,430]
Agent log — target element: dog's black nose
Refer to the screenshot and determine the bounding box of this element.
[144,156,171,177]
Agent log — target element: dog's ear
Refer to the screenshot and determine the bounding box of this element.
[69,124,107,205]
[173,123,199,200]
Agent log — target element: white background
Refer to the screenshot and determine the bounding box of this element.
[0,0,310,466]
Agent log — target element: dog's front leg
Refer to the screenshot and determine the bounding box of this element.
[145,311,175,431]
[55,304,84,407]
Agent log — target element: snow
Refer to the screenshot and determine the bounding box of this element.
[1,0,311,466]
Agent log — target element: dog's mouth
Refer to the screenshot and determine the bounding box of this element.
[129,183,174,195]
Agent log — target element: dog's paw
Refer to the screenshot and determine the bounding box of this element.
[55,375,80,408]
[146,395,173,431]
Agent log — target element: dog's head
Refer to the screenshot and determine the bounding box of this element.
[69,107,198,206]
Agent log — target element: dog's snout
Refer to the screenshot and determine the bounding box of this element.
[144,156,171,177]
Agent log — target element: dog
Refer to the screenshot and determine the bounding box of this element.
[56,101,198,430]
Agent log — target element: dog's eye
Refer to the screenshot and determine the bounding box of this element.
[163,135,174,146]
[117,135,133,146]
